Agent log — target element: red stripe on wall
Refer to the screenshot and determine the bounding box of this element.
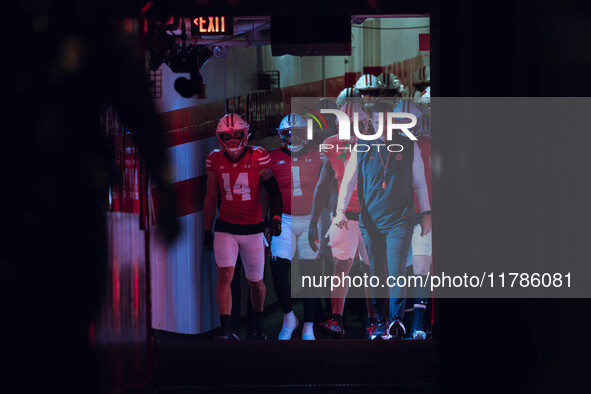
[363,66,385,76]
[344,72,360,89]
[419,33,430,51]
[325,75,345,99]
[152,175,207,219]
[159,101,226,148]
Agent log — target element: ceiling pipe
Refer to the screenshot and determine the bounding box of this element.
[174,37,254,47]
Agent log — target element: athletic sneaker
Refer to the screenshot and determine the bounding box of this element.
[278,313,299,340]
[214,327,239,340]
[247,329,268,340]
[388,319,406,339]
[231,330,241,340]
[412,329,427,340]
[320,319,345,339]
[366,322,377,339]
[368,321,390,340]
[302,322,316,340]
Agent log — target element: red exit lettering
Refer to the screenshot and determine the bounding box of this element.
[192,16,226,34]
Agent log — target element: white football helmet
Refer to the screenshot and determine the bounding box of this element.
[377,72,401,92]
[354,74,381,97]
[337,102,370,140]
[336,87,361,107]
[417,86,431,118]
[277,113,308,152]
[216,113,250,153]
[414,65,430,84]
[419,86,430,104]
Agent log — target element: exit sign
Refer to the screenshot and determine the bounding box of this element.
[191,16,233,35]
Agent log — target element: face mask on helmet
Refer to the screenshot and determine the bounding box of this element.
[354,74,381,101]
[216,113,250,153]
[377,73,403,97]
[277,113,308,152]
[378,72,401,91]
[361,90,380,98]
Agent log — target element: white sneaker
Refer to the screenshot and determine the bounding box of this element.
[388,319,406,339]
[412,329,427,340]
[278,312,299,340]
[302,322,315,340]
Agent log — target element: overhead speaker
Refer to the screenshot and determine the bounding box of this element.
[270,15,351,56]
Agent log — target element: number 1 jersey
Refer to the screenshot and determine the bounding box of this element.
[269,147,322,216]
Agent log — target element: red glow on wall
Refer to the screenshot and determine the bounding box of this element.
[88,321,96,347]
[133,264,139,321]
[112,260,120,330]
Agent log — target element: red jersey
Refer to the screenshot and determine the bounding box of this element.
[321,134,361,213]
[414,136,432,213]
[269,147,322,215]
[206,146,271,225]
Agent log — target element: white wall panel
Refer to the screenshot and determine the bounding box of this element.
[167,137,219,184]
[150,211,219,334]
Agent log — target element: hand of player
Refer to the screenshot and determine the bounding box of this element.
[264,227,273,245]
[420,212,432,236]
[268,217,282,237]
[333,209,348,230]
[308,221,319,253]
[204,229,214,251]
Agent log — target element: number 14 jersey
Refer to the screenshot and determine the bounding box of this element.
[206,146,271,225]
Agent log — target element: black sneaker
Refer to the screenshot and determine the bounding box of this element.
[388,319,406,339]
[366,322,377,339]
[320,319,345,339]
[247,329,268,340]
[369,320,390,340]
[214,327,237,340]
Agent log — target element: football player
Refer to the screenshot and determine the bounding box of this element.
[377,72,403,98]
[399,97,432,340]
[203,113,283,340]
[308,102,377,339]
[335,87,362,108]
[354,74,382,111]
[263,113,324,340]
[312,98,340,322]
